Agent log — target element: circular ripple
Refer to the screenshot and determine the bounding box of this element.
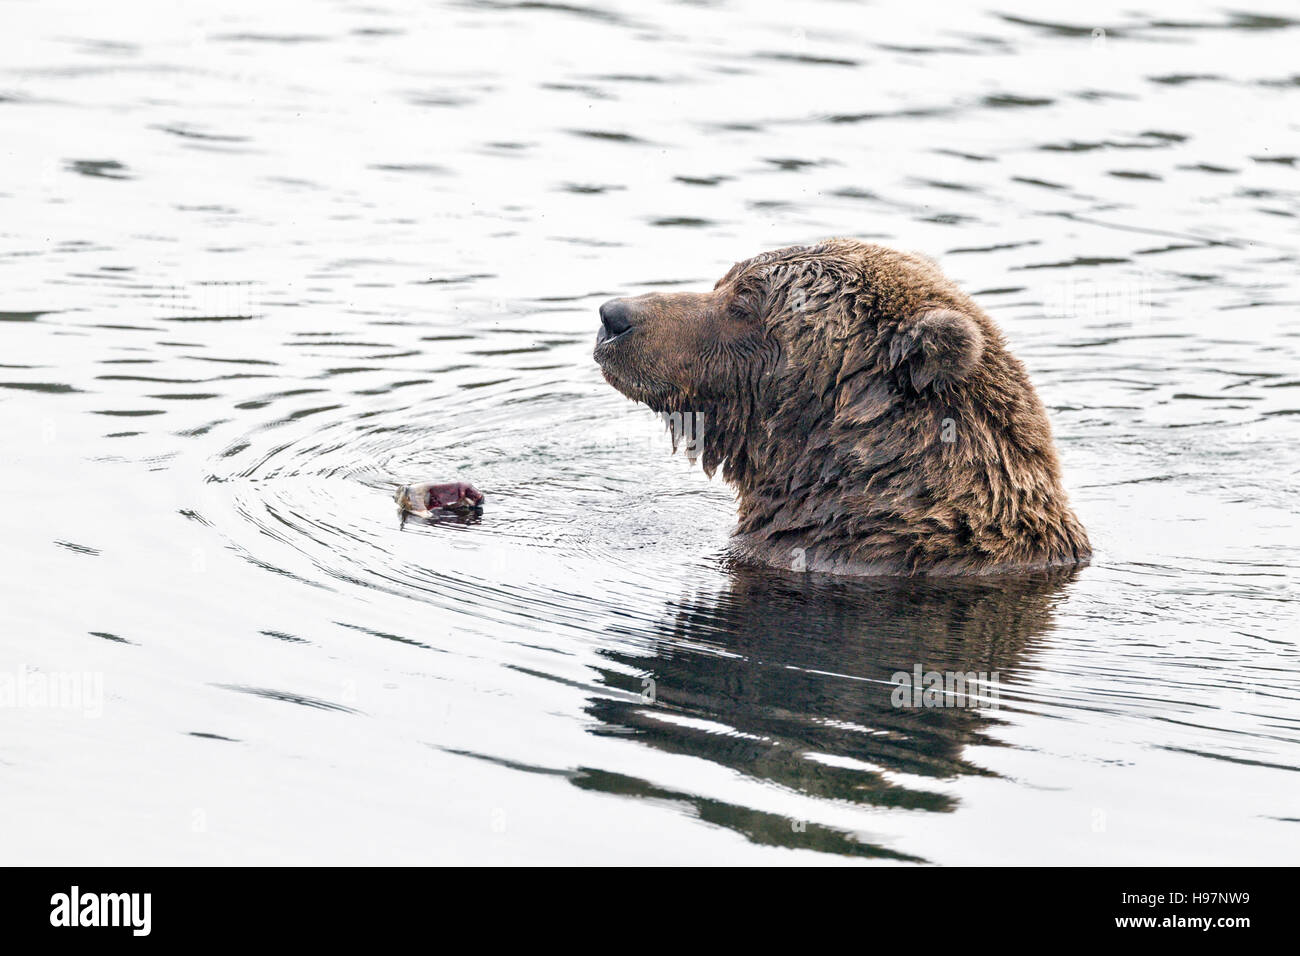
[200,373,737,641]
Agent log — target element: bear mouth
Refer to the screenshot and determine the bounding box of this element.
[592,326,631,373]
[598,367,678,414]
[594,324,631,351]
[593,332,680,412]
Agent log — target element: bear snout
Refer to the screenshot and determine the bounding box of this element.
[598,298,634,341]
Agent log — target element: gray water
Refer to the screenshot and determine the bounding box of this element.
[2,0,1298,864]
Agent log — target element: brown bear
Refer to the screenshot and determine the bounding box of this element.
[593,238,1090,576]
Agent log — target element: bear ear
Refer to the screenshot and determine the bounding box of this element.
[887,308,984,391]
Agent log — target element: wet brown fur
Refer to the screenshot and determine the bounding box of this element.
[593,239,1090,576]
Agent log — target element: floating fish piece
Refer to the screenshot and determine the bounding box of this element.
[395,481,485,519]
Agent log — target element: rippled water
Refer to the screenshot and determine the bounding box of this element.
[3,0,1298,863]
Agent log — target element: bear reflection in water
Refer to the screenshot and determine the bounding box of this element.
[580,566,1077,859]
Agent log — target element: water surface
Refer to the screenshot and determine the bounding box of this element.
[2,0,1298,863]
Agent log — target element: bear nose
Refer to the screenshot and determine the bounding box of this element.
[599,298,633,337]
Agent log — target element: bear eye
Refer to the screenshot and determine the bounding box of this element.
[726,299,755,322]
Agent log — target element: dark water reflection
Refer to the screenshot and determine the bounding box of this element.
[586,569,1074,858]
